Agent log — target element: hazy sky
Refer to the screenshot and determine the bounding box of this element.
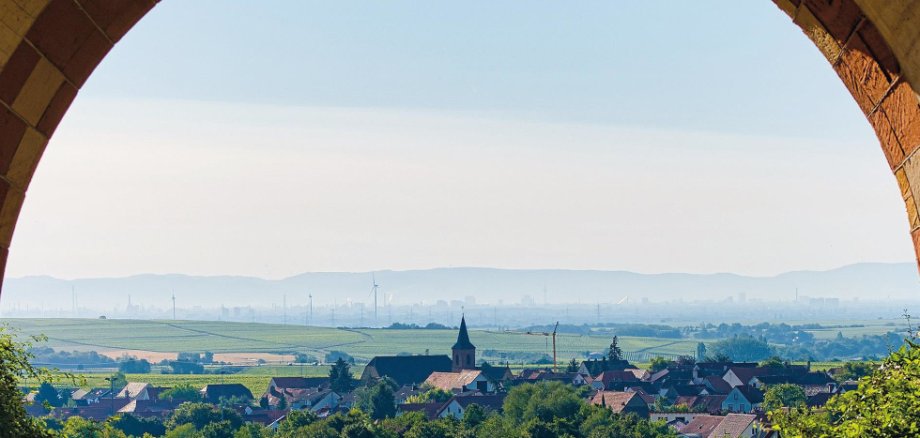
[5,1,915,279]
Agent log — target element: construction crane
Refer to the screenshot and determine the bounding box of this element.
[506,321,560,372]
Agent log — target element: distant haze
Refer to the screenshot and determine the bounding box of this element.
[2,263,917,311]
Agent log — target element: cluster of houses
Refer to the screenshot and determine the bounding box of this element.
[23,317,858,437]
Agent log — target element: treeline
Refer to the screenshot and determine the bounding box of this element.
[29,347,115,367]
[385,322,453,330]
[707,332,907,362]
[38,381,676,438]
[522,323,683,339]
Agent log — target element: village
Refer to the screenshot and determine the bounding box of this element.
[18,317,862,437]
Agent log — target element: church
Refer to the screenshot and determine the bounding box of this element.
[361,316,484,386]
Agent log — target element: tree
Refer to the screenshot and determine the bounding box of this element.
[166,402,243,431]
[760,356,787,368]
[762,383,806,411]
[62,416,128,438]
[365,381,396,420]
[35,382,63,407]
[772,339,920,437]
[159,383,201,403]
[709,336,774,362]
[276,410,318,435]
[118,358,151,374]
[649,357,670,373]
[109,372,128,391]
[607,336,623,361]
[234,423,271,438]
[565,358,579,373]
[0,326,63,437]
[198,420,236,438]
[836,361,875,381]
[461,403,486,428]
[696,342,707,361]
[329,358,355,393]
[108,413,166,437]
[503,381,583,425]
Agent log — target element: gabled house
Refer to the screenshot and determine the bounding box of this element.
[679,413,761,438]
[590,391,650,419]
[116,383,159,401]
[589,370,641,391]
[267,377,329,393]
[397,402,445,420]
[424,369,493,393]
[437,394,506,419]
[702,376,733,395]
[722,387,763,413]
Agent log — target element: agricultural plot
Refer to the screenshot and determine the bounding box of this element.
[3,318,700,363]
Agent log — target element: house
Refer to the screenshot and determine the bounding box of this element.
[437,394,506,419]
[116,383,160,401]
[650,412,706,426]
[693,362,757,381]
[679,413,759,438]
[672,395,727,415]
[589,370,641,391]
[590,391,650,418]
[701,376,733,395]
[361,355,452,386]
[479,364,514,388]
[722,387,763,413]
[267,377,329,393]
[243,408,287,426]
[578,358,635,377]
[750,372,836,394]
[70,388,113,406]
[117,399,177,419]
[806,392,835,408]
[394,385,424,404]
[397,402,445,420]
[515,370,585,386]
[200,384,253,403]
[424,369,494,393]
[296,389,341,412]
[722,365,810,388]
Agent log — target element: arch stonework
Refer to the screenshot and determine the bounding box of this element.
[0,0,917,290]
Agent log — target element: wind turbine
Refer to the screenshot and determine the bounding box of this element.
[370,273,380,323]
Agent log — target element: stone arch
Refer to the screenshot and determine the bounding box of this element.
[0,0,918,291]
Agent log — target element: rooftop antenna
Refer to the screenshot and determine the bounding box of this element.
[171,292,176,320]
[308,293,313,326]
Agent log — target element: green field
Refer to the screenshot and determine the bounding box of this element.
[1,318,699,363]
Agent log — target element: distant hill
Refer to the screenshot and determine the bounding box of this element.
[1,263,917,309]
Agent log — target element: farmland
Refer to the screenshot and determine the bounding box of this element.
[2,318,700,363]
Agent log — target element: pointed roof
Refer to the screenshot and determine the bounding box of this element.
[452,317,475,350]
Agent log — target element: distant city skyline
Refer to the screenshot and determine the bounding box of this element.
[4,1,916,280]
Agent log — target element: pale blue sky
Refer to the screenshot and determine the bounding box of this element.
[6,1,915,279]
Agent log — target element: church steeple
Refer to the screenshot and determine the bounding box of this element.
[452,316,476,371]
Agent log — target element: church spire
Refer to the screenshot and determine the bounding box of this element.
[452,316,475,350]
